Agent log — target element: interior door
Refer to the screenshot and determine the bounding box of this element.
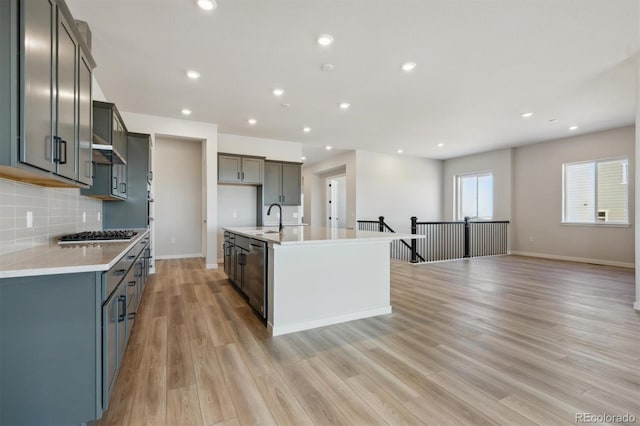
[55,12,78,179]
[21,0,56,172]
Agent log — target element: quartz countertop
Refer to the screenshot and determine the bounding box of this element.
[224,226,423,246]
[0,229,150,279]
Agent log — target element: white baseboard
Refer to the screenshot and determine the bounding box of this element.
[155,253,203,260]
[510,251,635,269]
[206,263,218,270]
[634,301,640,311]
[269,306,392,336]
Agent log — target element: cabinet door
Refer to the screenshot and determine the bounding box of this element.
[281,164,301,205]
[55,13,78,179]
[241,158,263,183]
[102,291,118,409]
[77,54,92,185]
[218,155,241,182]
[116,284,127,368]
[263,162,282,205]
[21,0,56,172]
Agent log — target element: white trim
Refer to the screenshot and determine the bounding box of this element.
[561,222,630,228]
[206,263,218,270]
[155,253,203,260]
[633,301,640,311]
[269,306,392,336]
[510,251,634,269]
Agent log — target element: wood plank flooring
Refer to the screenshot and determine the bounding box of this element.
[99,255,640,425]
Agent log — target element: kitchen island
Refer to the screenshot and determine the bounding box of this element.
[223,226,422,336]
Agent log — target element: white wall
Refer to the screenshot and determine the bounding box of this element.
[443,148,512,221]
[303,151,357,228]
[154,137,203,259]
[512,126,635,266]
[218,133,302,162]
[121,112,218,268]
[355,151,442,233]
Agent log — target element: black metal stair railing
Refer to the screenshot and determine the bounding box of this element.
[357,216,509,263]
[357,216,425,262]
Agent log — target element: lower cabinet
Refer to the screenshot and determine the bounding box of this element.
[0,235,151,425]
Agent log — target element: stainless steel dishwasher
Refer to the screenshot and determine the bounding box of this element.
[244,239,267,319]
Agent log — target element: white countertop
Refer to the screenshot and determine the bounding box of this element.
[0,229,149,279]
[224,226,423,246]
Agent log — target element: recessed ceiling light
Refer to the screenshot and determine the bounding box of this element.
[401,62,417,72]
[569,125,579,131]
[272,88,284,97]
[317,34,334,47]
[339,102,350,110]
[186,70,200,79]
[521,112,534,118]
[326,146,332,150]
[301,156,306,161]
[196,0,216,11]
[181,108,192,116]
[437,143,445,148]
[303,127,311,133]
[248,118,257,125]
[321,63,334,71]
[397,149,403,154]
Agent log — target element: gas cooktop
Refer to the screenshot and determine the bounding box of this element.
[58,230,138,244]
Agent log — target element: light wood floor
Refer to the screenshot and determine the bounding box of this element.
[99,255,640,425]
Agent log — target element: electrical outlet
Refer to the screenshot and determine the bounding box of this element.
[82,211,86,223]
[232,211,237,219]
[26,211,33,228]
[97,212,101,222]
[292,212,298,218]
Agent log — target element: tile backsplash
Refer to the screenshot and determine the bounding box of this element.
[0,178,102,255]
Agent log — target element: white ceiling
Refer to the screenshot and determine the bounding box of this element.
[67,0,639,164]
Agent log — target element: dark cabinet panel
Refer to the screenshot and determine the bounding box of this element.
[103,133,150,228]
[82,102,128,200]
[1,0,95,187]
[217,153,264,184]
[21,0,56,173]
[78,53,93,185]
[263,161,302,206]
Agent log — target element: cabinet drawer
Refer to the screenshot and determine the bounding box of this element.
[104,259,130,300]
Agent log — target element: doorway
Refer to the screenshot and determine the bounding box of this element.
[326,175,347,228]
[155,136,204,259]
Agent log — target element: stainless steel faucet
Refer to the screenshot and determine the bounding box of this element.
[266,203,284,232]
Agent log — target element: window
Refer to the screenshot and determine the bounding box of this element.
[456,172,493,220]
[562,157,628,224]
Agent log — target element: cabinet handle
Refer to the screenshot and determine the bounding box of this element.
[128,280,136,287]
[113,268,126,276]
[121,182,127,193]
[113,176,118,190]
[237,171,240,180]
[88,161,94,178]
[53,136,61,163]
[59,139,67,164]
[242,172,245,180]
[282,195,285,203]
[127,255,136,260]
[117,295,127,322]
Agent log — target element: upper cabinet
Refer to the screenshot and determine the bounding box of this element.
[218,153,264,184]
[0,0,96,188]
[264,161,302,206]
[81,102,128,200]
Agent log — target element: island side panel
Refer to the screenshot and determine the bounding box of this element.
[270,240,392,336]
